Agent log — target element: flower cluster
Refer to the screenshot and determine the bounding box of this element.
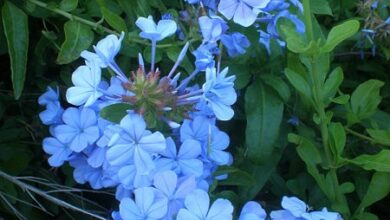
[38,4,343,220]
[39,15,237,220]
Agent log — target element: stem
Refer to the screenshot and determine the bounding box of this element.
[151,40,157,73]
[345,127,390,147]
[302,1,350,217]
[0,170,105,220]
[27,0,199,48]
[302,0,314,41]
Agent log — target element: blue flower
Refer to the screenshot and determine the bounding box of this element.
[69,155,119,189]
[39,101,64,125]
[193,44,216,71]
[199,16,228,44]
[53,107,99,152]
[238,201,267,220]
[136,16,177,42]
[180,116,212,144]
[156,137,204,177]
[287,115,299,126]
[42,137,72,167]
[119,187,168,220]
[202,67,237,120]
[66,64,103,107]
[221,32,250,57]
[176,189,234,220]
[270,196,343,220]
[218,0,271,27]
[38,86,60,106]
[106,113,166,173]
[207,129,231,165]
[153,171,197,220]
[81,32,125,69]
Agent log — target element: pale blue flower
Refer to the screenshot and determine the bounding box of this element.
[199,16,228,44]
[218,0,271,27]
[180,116,212,144]
[221,32,250,57]
[176,189,234,220]
[38,86,60,106]
[153,171,197,220]
[270,196,343,220]
[155,137,204,177]
[81,32,125,68]
[39,101,64,125]
[69,155,119,189]
[238,201,267,220]
[193,44,215,71]
[207,129,231,165]
[136,16,177,42]
[119,187,168,220]
[106,113,166,173]
[53,107,99,152]
[42,137,72,167]
[202,67,236,120]
[66,64,103,107]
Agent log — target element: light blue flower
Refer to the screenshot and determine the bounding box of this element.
[193,44,215,71]
[38,86,60,106]
[42,137,72,167]
[270,196,343,220]
[81,32,125,68]
[106,113,166,173]
[202,67,236,121]
[155,137,204,177]
[221,32,250,57]
[207,129,231,165]
[177,189,234,220]
[199,16,228,44]
[153,171,197,220]
[69,155,119,189]
[66,64,103,107]
[119,187,168,220]
[39,101,64,125]
[180,116,212,144]
[53,107,99,152]
[238,201,267,220]
[136,16,177,42]
[218,0,271,27]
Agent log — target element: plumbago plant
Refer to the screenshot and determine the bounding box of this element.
[0,0,390,219]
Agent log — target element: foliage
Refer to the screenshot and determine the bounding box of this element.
[0,0,389,219]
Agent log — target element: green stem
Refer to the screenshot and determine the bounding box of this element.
[345,127,390,147]
[0,170,105,220]
[302,1,350,217]
[27,0,198,48]
[302,0,314,41]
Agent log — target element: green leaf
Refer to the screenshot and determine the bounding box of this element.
[261,74,291,102]
[350,79,384,122]
[285,68,311,99]
[2,1,29,99]
[329,123,346,160]
[357,172,390,215]
[331,95,350,104]
[245,81,284,164]
[59,0,78,12]
[289,133,334,199]
[57,21,94,64]
[321,20,360,53]
[311,0,333,16]
[100,6,128,32]
[349,150,390,172]
[323,67,343,105]
[99,103,132,123]
[367,129,390,145]
[217,168,255,186]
